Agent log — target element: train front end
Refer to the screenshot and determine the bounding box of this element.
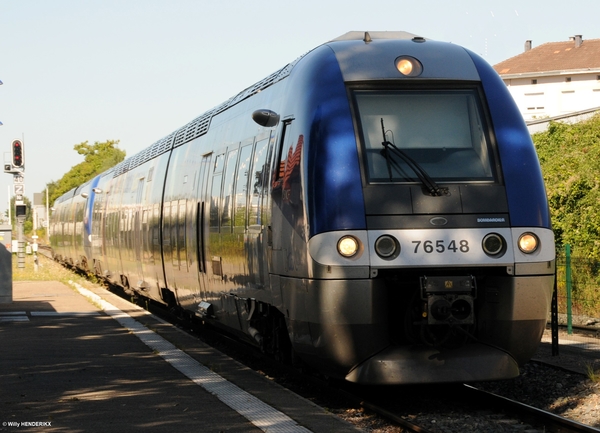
[297,32,555,384]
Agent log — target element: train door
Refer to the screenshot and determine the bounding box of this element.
[208,152,225,279]
[218,147,240,280]
[97,188,110,276]
[134,178,145,287]
[196,153,212,299]
[247,136,273,286]
[270,119,294,273]
[232,142,254,278]
[83,175,101,268]
[104,175,125,283]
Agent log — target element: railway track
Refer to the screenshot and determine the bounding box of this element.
[461,385,600,433]
[354,383,600,433]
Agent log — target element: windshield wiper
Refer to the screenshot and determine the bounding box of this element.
[380,118,448,196]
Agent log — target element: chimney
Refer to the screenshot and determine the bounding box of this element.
[575,35,583,48]
[524,40,532,51]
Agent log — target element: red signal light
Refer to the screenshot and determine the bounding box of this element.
[12,139,23,167]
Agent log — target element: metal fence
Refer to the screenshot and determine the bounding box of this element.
[552,244,600,354]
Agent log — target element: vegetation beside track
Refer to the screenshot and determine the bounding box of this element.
[11,252,90,288]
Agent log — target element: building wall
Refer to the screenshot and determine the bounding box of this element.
[502,72,600,121]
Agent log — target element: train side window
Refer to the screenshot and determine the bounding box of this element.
[221,148,239,232]
[152,203,160,248]
[234,144,253,233]
[171,201,178,267]
[274,120,293,182]
[249,138,271,227]
[209,152,225,233]
[209,174,222,233]
[178,199,187,271]
[213,153,225,173]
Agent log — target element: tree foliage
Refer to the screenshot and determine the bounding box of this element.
[46,140,125,205]
[533,114,600,261]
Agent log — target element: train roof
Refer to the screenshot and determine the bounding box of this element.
[111,31,469,178]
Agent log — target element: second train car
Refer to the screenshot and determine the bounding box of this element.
[51,31,555,384]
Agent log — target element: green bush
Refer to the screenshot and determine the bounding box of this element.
[534,114,600,262]
[535,114,600,316]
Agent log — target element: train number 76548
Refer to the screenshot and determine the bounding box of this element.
[412,240,470,254]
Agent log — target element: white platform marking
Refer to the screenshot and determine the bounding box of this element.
[70,281,312,433]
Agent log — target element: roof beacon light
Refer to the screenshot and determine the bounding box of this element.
[395,56,423,77]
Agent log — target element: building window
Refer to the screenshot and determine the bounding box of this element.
[524,92,545,114]
[565,77,572,82]
[531,79,537,85]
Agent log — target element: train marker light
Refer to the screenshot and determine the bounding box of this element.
[482,233,505,257]
[375,235,399,259]
[395,56,423,77]
[338,236,359,258]
[11,139,24,168]
[518,233,539,254]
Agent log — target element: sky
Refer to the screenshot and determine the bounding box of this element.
[0,0,598,218]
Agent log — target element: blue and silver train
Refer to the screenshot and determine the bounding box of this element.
[50,31,555,384]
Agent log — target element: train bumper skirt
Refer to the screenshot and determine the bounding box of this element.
[345,343,519,385]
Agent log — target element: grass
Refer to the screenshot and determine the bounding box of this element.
[10,252,91,288]
[585,362,600,383]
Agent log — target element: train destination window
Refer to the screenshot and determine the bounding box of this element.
[355,89,495,184]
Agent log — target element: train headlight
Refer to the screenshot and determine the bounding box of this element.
[395,56,423,77]
[338,236,360,258]
[375,235,399,259]
[482,233,505,257]
[518,233,539,254]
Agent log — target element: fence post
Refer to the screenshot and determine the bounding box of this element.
[565,244,573,335]
[551,268,559,356]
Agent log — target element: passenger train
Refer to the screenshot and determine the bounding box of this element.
[51,31,555,384]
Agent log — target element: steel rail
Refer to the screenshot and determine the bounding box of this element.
[462,384,600,433]
[359,399,435,433]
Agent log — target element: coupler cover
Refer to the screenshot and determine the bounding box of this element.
[421,276,476,325]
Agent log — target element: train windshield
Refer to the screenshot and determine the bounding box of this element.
[354,89,495,184]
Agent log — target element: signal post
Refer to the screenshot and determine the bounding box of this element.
[8,139,26,269]
[2,139,26,304]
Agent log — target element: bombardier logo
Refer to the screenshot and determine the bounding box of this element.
[477,217,506,223]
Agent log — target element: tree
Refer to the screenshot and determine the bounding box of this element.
[46,140,125,205]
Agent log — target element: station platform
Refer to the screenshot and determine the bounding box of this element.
[0,280,361,433]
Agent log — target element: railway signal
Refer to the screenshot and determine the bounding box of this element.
[12,139,24,168]
[4,139,25,174]
[2,137,27,271]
